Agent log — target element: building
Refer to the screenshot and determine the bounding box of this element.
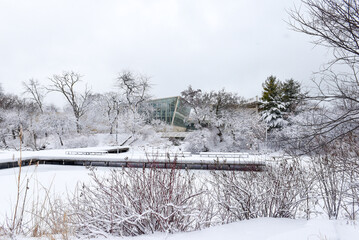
[147,96,191,132]
[147,96,259,133]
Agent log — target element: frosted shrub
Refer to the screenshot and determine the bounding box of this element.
[184,128,215,152]
[71,167,210,237]
[310,138,359,220]
[209,158,313,222]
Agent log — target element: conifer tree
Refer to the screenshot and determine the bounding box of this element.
[281,79,302,113]
[260,76,304,130]
[261,76,282,109]
[260,76,287,129]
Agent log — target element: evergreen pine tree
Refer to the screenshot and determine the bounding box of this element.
[260,76,287,129]
[261,75,282,105]
[281,79,302,113]
[260,76,304,130]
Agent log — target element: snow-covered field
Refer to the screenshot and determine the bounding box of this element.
[0,164,358,240]
[121,218,359,240]
[11,219,359,240]
[0,165,94,219]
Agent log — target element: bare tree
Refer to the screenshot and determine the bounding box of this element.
[48,71,92,133]
[91,92,124,142]
[115,71,152,138]
[288,0,359,66]
[208,89,243,143]
[288,0,359,147]
[102,92,123,135]
[116,71,151,113]
[22,79,46,113]
[287,0,359,212]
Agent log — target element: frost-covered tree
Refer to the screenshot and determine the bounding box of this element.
[206,89,241,143]
[260,76,287,129]
[260,76,303,130]
[96,92,124,135]
[39,109,76,147]
[0,95,39,149]
[281,78,303,113]
[21,79,49,149]
[261,76,282,104]
[115,71,153,140]
[182,86,263,152]
[181,86,209,128]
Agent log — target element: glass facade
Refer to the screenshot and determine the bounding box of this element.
[148,96,191,130]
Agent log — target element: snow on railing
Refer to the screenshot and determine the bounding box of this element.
[146,152,192,158]
[199,152,249,158]
[65,151,108,155]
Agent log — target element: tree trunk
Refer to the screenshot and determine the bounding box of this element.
[57,133,64,146]
[76,119,81,133]
[33,132,38,151]
[217,127,224,143]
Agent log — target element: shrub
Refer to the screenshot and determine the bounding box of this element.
[71,166,210,237]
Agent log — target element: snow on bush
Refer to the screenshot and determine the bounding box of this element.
[70,167,211,237]
[209,158,316,222]
[183,128,215,152]
[1,153,358,239]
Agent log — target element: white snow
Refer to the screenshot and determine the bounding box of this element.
[13,218,359,240]
[122,218,359,240]
[0,156,358,240]
[0,165,95,220]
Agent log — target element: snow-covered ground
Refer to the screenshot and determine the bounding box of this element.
[0,165,94,220]
[11,219,359,240]
[119,218,359,240]
[0,164,358,240]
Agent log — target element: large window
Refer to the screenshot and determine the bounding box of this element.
[148,96,190,129]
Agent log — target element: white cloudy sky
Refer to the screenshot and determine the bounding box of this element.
[0,0,330,106]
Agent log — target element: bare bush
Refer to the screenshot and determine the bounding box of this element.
[70,166,211,237]
[209,158,314,222]
[310,136,359,220]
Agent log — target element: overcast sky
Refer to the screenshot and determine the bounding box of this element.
[0,0,330,106]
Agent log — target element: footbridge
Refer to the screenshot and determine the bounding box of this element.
[0,147,266,171]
